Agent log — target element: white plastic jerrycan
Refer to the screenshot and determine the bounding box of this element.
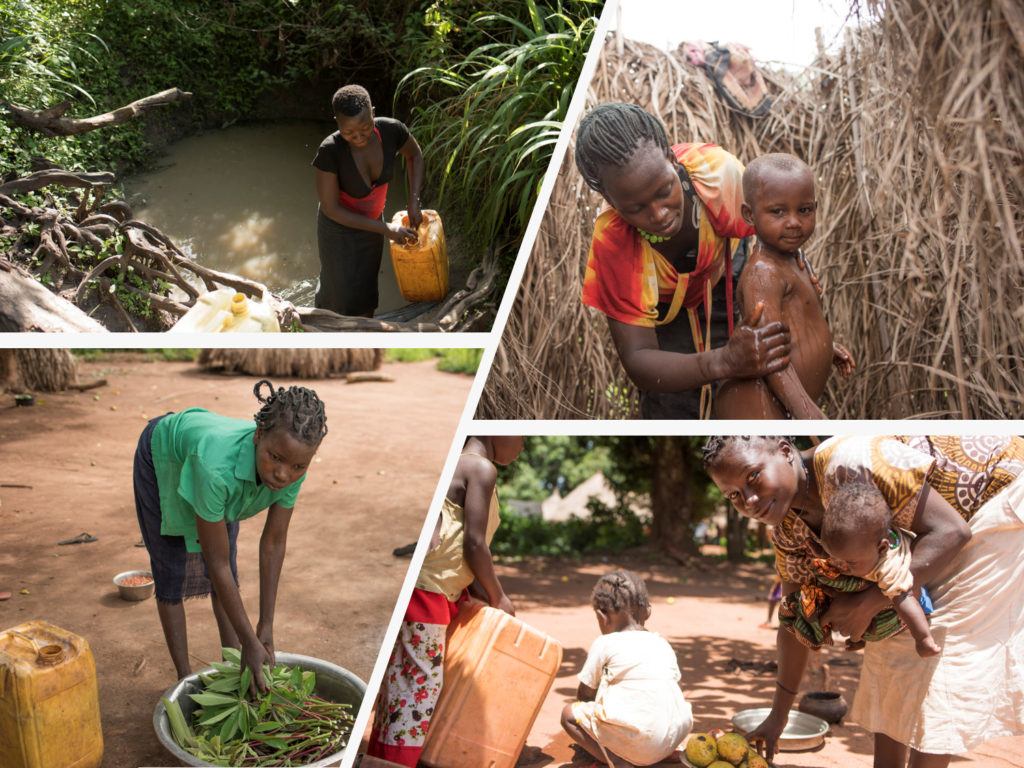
[170,288,281,333]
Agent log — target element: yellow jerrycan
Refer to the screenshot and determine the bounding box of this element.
[388,209,449,302]
[0,620,103,768]
[421,600,562,768]
[170,288,281,332]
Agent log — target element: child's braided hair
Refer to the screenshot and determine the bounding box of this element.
[701,436,796,469]
[591,570,650,623]
[574,103,671,193]
[252,380,327,445]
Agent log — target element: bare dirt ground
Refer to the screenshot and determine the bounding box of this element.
[494,551,1024,768]
[0,357,471,767]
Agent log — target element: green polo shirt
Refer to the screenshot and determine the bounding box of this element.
[150,408,305,552]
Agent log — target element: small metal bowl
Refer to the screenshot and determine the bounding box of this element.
[113,570,154,601]
[732,708,829,751]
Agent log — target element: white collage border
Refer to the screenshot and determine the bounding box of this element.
[2,1,1020,765]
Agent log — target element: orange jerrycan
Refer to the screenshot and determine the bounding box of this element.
[421,600,562,768]
[0,620,103,768]
[388,209,449,302]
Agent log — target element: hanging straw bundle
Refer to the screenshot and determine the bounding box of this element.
[197,349,383,378]
[809,0,1024,418]
[480,0,1023,419]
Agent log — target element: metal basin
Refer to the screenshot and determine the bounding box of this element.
[732,707,829,751]
[153,652,366,767]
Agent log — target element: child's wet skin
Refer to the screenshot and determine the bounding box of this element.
[715,158,846,418]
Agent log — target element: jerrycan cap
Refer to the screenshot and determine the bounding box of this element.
[230,293,249,315]
[36,644,65,665]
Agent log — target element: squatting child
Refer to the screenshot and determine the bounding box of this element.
[562,571,693,767]
[821,480,941,657]
[366,436,524,766]
[714,152,854,419]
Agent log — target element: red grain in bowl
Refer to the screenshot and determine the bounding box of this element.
[119,575,153,587]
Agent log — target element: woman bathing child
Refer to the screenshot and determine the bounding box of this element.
[562,570,692,767]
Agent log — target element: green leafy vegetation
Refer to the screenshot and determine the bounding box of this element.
[397,0,600,254]
[492,497,648,558]
[386,347,482,373]
[162,647,354,767]
[71,349,198,362]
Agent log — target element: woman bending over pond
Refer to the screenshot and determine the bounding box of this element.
[704,435,1024,768]
[313,84,424,317]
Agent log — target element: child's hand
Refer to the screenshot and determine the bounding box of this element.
[833,343,856,377]
[797,251,824,296]
[493,592,516,617]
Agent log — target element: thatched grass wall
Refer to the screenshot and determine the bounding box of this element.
[479,0,1023,419]
[197,349,383,378]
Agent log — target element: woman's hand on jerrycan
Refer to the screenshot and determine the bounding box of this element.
[386,222,417,244]
[493,592,516,617]
[407,201,423,229]
[722,301,792,379]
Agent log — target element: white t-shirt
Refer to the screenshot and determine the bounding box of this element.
[579,630,691,739]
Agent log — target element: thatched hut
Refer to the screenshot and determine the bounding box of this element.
[0,349,78,393]
[480,0,1023,419]
[197,349,383,378]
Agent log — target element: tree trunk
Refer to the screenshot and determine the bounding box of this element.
[0,264,108,332]
[0,349,77,392]
[726,506,751,562]
[650,437,698,561]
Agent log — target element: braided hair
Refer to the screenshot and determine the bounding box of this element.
[591,570,650,623]
[702,436,799,470]
[574,103,672,193]
[332,84,372,117]
[252,380,327,446]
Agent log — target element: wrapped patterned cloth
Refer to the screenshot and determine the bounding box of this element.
[770,435,1024,753]
[582,143,752,409]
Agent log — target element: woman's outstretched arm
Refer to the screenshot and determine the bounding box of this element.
[315,169,415,242]
[746,581,810,762]
[399,133,424,227]
[608,303,792,393]
[196,517,272,695]
[256,502,293,665]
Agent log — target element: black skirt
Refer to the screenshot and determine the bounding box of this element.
[640,239,749,419]
[133,415,239,603]
[315,207,386,316]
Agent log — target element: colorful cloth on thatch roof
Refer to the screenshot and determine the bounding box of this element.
[581,142,752,337]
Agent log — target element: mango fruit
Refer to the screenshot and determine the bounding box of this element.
[684,733,719,767]
[716,732,750,765]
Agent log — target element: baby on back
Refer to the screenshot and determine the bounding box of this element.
[714,153,854,419]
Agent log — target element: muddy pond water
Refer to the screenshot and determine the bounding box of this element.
[124,121,411,313]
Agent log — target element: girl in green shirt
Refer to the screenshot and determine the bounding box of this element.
[133,380,327,690]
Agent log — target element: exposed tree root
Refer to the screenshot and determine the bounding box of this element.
[0,88,192,137]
